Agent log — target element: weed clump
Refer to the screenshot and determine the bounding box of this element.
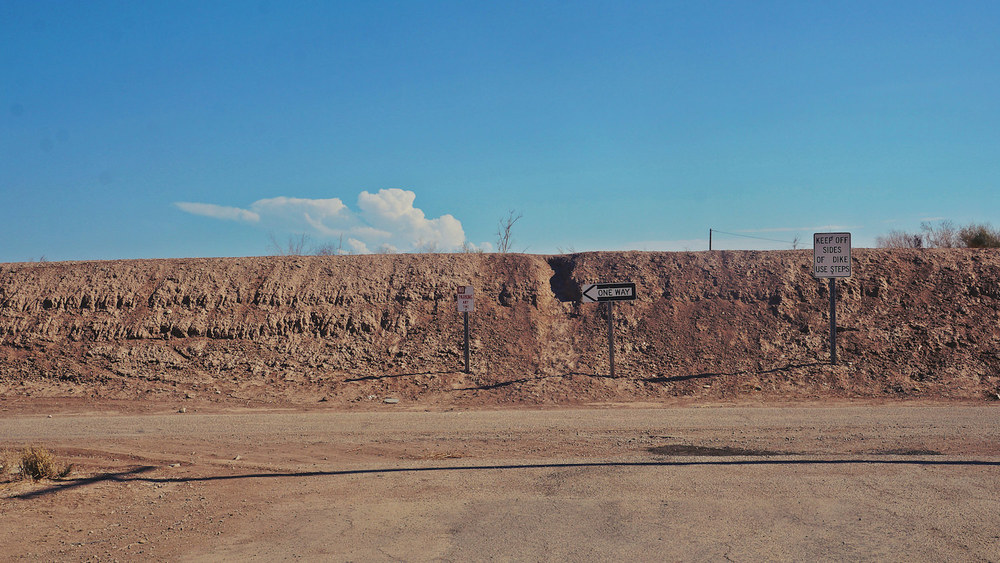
[17,446,72,481]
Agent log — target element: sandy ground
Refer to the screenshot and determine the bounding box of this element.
[2,400,999,561]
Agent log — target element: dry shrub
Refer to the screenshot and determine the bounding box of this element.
[17,446,72,481]
[959,223,1000,248]
[876,230,923,248]
[877,220,1000,249]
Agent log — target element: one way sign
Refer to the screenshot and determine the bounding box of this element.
[581,282,637,303]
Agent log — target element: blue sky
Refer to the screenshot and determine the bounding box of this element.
[2,1,998,261]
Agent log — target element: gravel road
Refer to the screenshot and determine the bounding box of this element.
[3,403,999,561]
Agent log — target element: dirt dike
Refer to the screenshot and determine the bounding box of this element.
[1,249,999,409]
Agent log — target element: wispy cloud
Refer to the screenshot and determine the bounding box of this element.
[619,239,709,252]
[175,189,484,253]
[736,225,860,234]
[174,202,260,222]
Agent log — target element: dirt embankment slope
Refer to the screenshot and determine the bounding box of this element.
[1,249,999,408]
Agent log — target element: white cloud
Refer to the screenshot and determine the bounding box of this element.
[174,188,480,253]
[251,197,348,222]
[350,225,393,240]
[465,241,494,252]
[346,238,369,254]
[358,189,466,250]
[174,202,260,222]
[806,225,861,232]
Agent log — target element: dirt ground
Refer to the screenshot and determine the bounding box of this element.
[2,398,999,561]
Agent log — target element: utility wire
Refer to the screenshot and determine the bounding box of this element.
[711,229,797,245]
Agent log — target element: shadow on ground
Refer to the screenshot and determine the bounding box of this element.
[11,453,994,500]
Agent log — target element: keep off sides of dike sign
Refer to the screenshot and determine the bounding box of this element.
[457,286,474,312]
[813,232,852,278]
[457,286,474,373]
[813,232,851,365]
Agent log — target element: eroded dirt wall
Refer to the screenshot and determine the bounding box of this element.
[1,249,999,405]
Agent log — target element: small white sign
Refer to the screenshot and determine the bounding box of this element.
[813,232,852,278]
[581,283,637,303]
[457,286,474,312]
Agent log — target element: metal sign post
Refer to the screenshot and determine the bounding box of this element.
[829,278,837,365]
[607,301,615,377]
[457,286,474,373]
[581,282,637,377]
[813,233,851,365]
[464,312,470,373]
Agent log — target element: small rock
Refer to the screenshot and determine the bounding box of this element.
[233,455,241,461]
[47,414,53,418]
[318,396,328,402]
[185,393,194,399]
[384,398,400,404]
[169,463,181,468]
[178,407,186,413]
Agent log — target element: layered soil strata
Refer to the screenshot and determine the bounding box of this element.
[2,249,998,407]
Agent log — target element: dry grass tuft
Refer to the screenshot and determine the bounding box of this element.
[17,446,73,481]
